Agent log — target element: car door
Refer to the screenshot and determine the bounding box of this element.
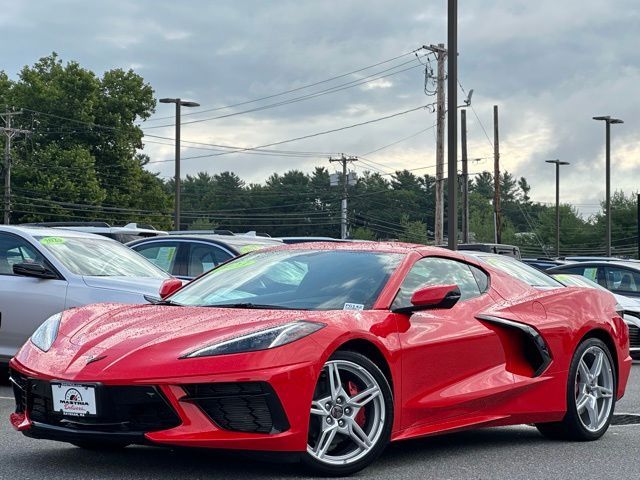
[605,266,640,298]
[0,232,68,361]
[186,242,234,279]
[131,240,186,277]
[393,256,511,430]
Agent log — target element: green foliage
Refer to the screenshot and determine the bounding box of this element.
[351,227,376,241]
[399,215,428,244]
[2,53,171,228]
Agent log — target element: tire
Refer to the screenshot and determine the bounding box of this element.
[301,350,393,476]
[536,337,616,441]
[71,440,130,451]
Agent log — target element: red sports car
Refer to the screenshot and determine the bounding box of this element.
[9,243,631,476]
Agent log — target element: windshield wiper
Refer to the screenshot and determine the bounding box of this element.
[203,303,304,310]
[144,294,183,306]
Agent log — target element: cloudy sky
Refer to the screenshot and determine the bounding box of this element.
[2,0,639,216]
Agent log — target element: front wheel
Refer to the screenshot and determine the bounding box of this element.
[536,337,616,441]
[302,350,393,476]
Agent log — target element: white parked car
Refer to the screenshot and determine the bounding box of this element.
[552,273,640,359]
[0,226,171,364]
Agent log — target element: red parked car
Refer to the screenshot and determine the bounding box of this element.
[9,243,631,476]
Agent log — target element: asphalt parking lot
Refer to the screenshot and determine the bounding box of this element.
[1,364,639,480]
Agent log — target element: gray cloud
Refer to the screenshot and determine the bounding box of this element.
[2,0,638,215]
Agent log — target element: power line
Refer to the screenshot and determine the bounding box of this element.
[144,60,426,129]
[146,105,430,164]
[143,49,423,123]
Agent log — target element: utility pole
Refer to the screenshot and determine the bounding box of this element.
[447,0,458,250]
[1,111,30,225]
[159,98,200,230]
[460,109,469,243]
[493,105,501,244]
[422,43,447,245]
[329,155,357,239]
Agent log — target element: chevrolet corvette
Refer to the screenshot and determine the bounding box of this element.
[9,243,631,476]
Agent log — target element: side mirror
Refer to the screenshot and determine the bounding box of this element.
[12,262,57,280]
[159,278,183,299]
[393,284,461,315]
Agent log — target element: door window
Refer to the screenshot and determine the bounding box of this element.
[188,244,234,277]
[392,257,483,310]
[133,242,179,274]
[606,267,640,294]
[0,234,45,275]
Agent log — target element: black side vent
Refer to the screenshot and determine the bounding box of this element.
[9,369,28,414]
[477,315,552,377]
[183,382,289,434]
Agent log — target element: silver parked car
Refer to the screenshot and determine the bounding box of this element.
[0,226,170,364]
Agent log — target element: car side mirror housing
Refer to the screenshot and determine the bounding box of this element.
[159,278,183,299]
[12,262,57,280]
[393,284,462,315]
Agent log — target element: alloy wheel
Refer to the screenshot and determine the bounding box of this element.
[307,359,386,466]
[574,345,614,432]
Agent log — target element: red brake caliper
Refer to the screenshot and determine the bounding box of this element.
[347,381,366,427]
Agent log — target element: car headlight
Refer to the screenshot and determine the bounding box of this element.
[31,312,62,352]
[182,320,325,358]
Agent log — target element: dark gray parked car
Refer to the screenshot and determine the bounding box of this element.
[127,234,282,280]
[547,261,640,299]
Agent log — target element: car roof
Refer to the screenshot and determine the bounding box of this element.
[263,241,470,257]
[549,260,640,270]
[128,234,283,249]
[0,225,110,240]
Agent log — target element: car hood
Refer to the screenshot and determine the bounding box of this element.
[27,303,325,380]
[614,293,640,311]
[82,276,166,296]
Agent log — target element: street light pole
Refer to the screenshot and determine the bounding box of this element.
[159,97,200,230]
[593,115,623,256]
[545,160,570,257]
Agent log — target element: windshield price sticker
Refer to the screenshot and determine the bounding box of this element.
[39,236,66,246]
[343,303,365,311]
[51,383,98,416]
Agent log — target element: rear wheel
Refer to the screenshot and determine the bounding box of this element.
[536,338,616,440]
[302,351,393,476]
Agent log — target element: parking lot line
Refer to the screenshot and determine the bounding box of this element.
[0,396,13,400]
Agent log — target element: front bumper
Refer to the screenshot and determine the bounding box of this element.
[9,359,317,452]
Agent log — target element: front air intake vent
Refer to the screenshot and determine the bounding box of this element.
[183,382,289,434]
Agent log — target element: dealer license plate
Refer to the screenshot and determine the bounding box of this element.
[51,383,97,417]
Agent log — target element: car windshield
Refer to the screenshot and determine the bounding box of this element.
[477,255,563,288]
[35,235,169,278]
[169,249,403,310]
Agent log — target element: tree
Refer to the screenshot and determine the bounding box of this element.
[351,227,376,240]
[399,215,428,244]
[12,144,105,222]
[518,177,531,203]
[4,53,171,227]
[472,172,494,200]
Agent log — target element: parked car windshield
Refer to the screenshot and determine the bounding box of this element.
[169,249,403,310]
[35,235,169,278]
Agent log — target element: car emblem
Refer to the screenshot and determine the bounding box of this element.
[85,354,107,365]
